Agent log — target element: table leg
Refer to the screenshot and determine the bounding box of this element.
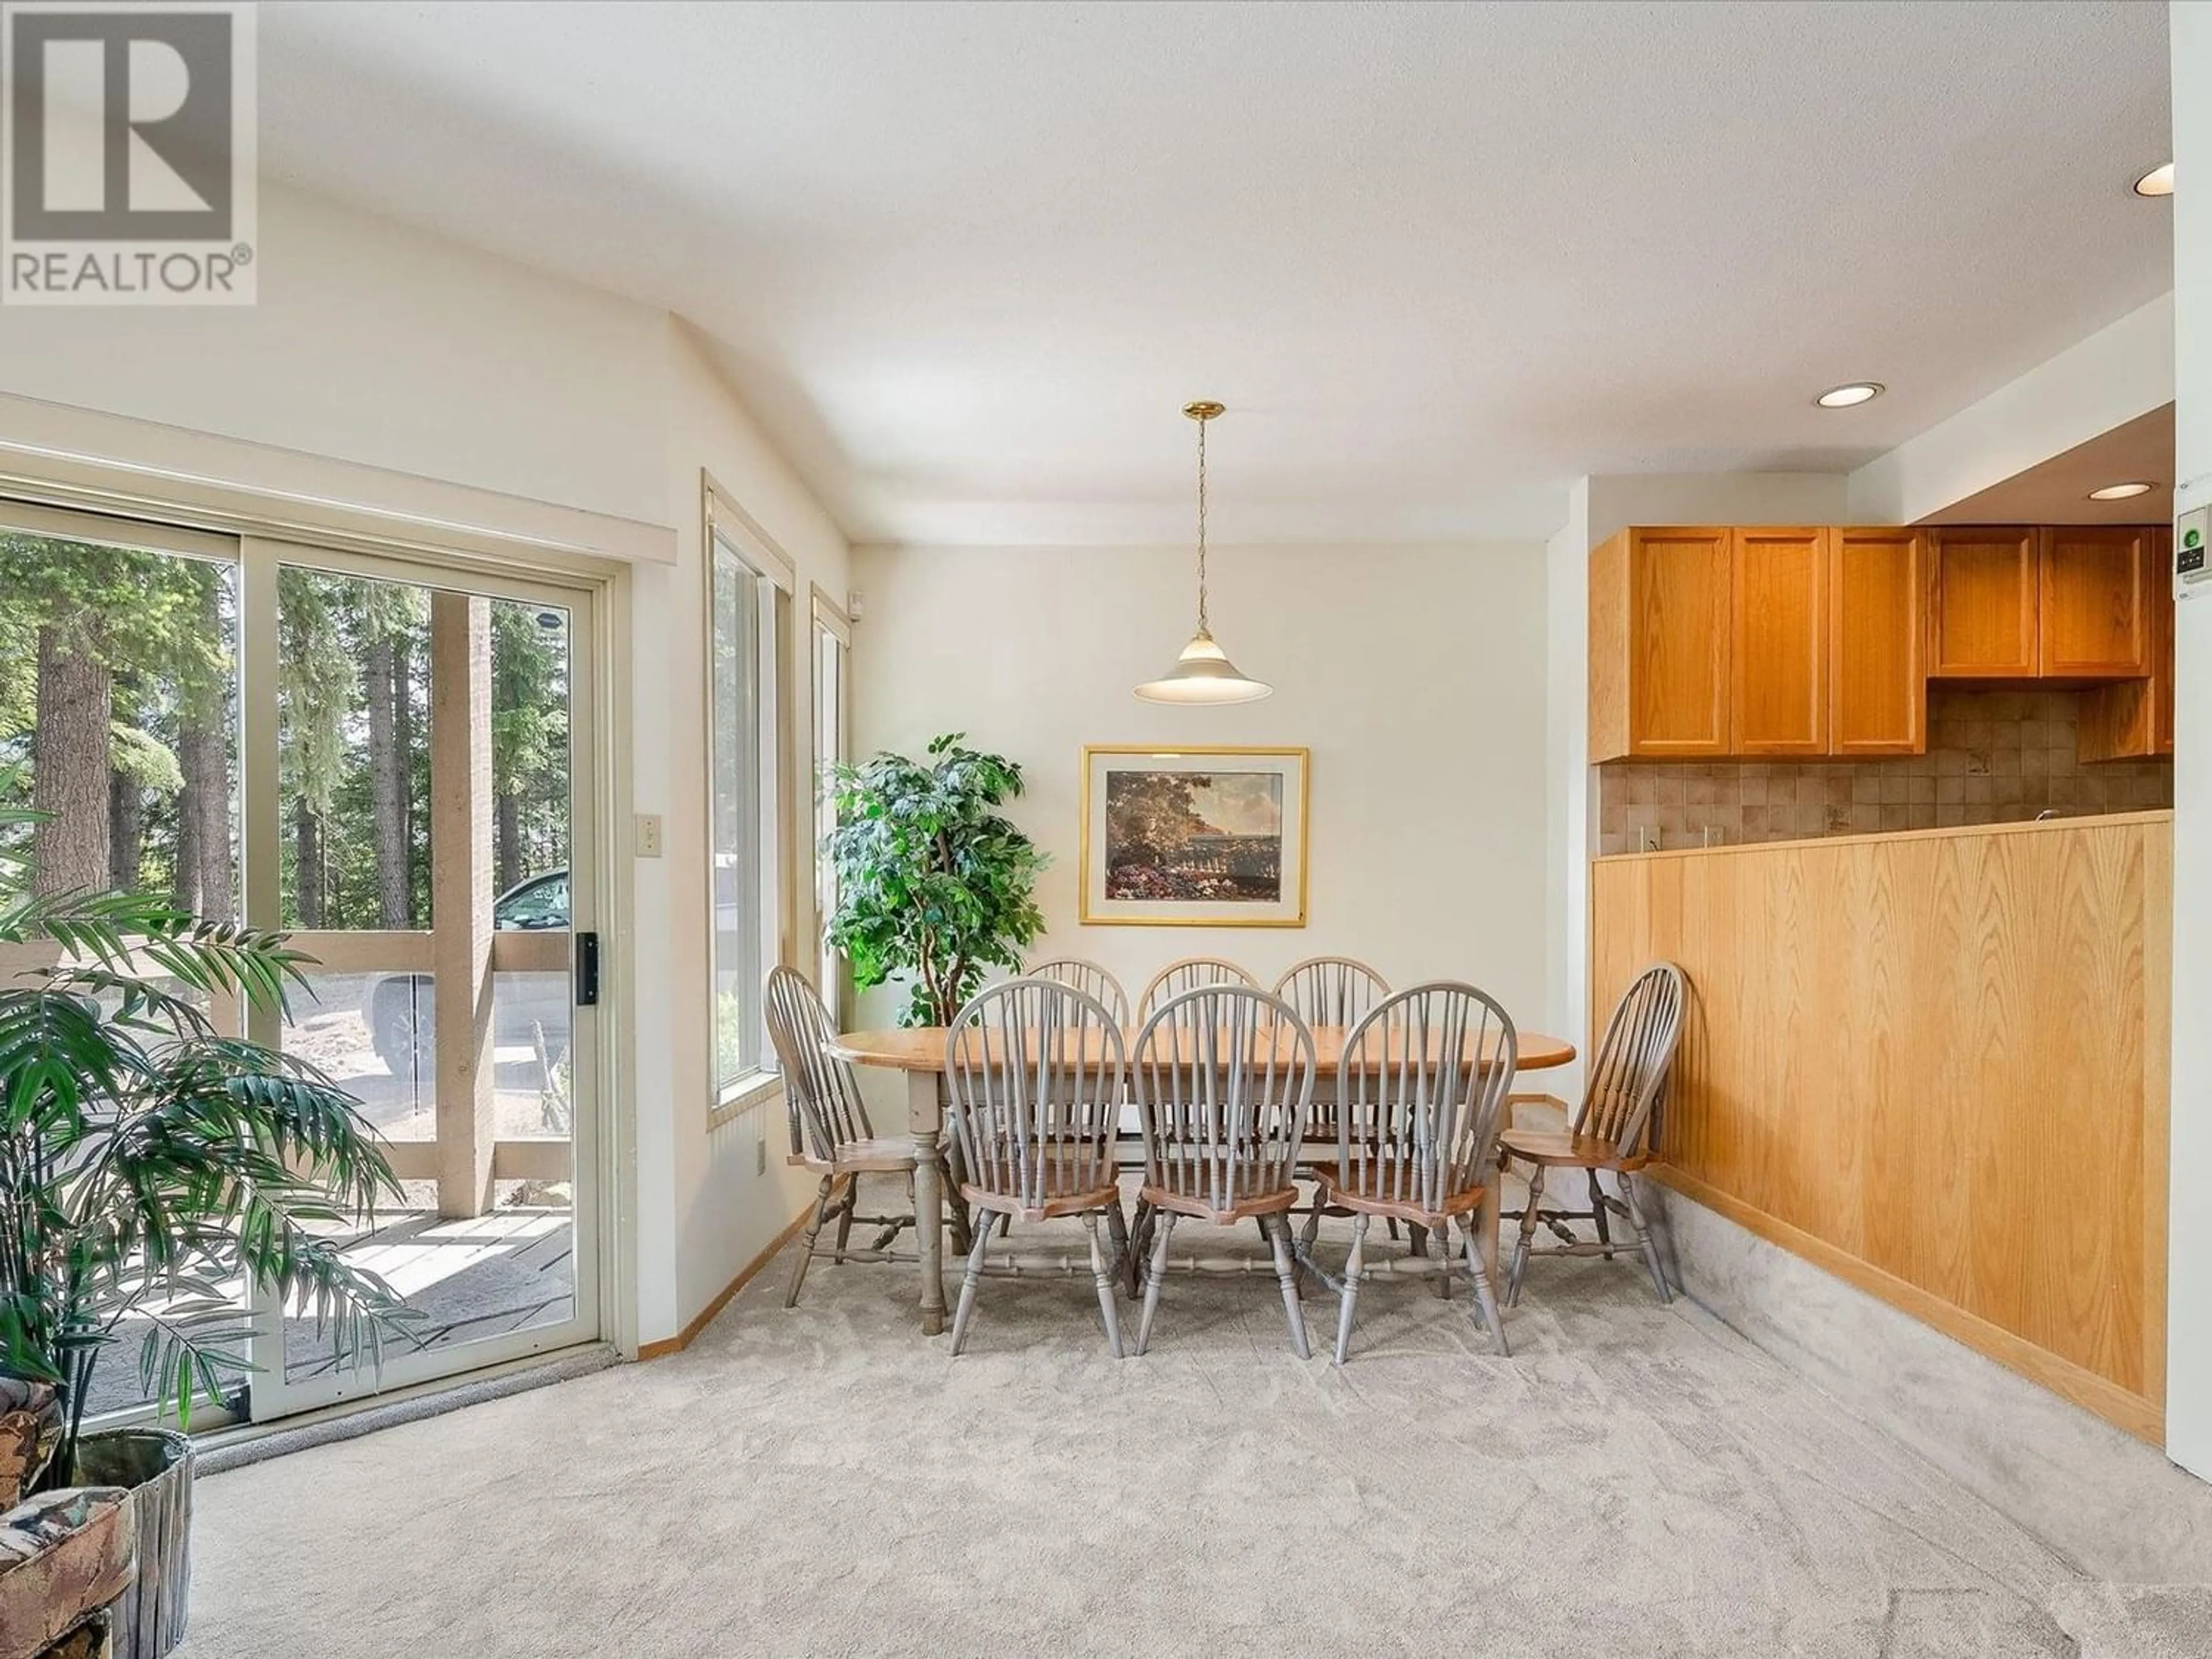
[907,1068,948,1335]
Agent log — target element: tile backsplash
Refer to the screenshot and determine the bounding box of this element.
[1597,688,2172,856]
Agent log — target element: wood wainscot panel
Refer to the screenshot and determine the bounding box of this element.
[1592,812,2172,1440]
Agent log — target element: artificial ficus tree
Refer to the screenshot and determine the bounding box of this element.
[824,734,1046,1027]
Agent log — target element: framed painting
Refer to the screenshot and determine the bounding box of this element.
[1080,745,1309,926]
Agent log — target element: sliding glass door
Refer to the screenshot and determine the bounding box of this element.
[0,502,606,1429]
[240,543,603,1418]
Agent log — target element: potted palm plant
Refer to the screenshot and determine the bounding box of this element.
[824,733,1047,1026]
[0,785,411,1657]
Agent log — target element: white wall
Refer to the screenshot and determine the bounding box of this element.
[2166,0,2211,1481]
[1542,481,1590,1091]
[0,184,848,1351]
[651,326,850,1334]
[0,183,671,529]
[1845,294,2174,528]
[849,541,1552,1036]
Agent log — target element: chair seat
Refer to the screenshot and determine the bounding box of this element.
[961,1166,1120,1222]
[794,1137,919,1176]
[1308,1162,1486,1226]
[1141,1168,1301,1223]
[1497,1128,1649,1172]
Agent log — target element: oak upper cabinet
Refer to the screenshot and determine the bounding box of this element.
[1828,527,1926,755]
[1589,527,1732,761]
[1929,527,2038,677]
[2080,529,2174,761]
[1730,527,1828,755]
[2039,526,2150,679]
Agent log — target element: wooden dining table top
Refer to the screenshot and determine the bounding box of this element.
[827,1024,1576,1074]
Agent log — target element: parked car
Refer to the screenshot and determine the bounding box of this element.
[363,869,571,1076]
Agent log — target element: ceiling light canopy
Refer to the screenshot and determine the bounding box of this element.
[2087,481,2155,501]
[1815,382,1884,409]
[2134,162,2175,198]
[1134,402,1271,706]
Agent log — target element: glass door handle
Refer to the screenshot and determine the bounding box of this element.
[575,932,600,1006]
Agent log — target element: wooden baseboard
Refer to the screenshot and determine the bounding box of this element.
[637,1205,812,1361]
[1649,1165,2164,1446]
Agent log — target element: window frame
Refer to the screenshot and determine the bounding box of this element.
[702,478,794,1120]
[810,585,853,1024]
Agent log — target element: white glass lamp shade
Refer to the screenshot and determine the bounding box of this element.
[1132,628,1272,704]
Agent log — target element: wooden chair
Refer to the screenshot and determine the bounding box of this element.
[1135,956,1257,1022]
[1298,982,1517,1363]
[944,977,1132,1357]
[1272,957,1396,1233]
[1271,956,1389,1029]
[1499,961,1686,1306]
[1128,984,1313,1358]
[762,966,922,1309]
[1027,957,1130,1028]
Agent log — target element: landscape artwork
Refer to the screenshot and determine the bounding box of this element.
[1080,747,1308,926]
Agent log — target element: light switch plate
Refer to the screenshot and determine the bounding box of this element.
[635,813,664,858]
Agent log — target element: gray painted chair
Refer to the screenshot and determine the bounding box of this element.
[944,977,1132,1357]
[762,965,921,1309]
[1270,956,1389,1031]
[1135,956,1257,1022]
[1298,981,1517,1363]
[1499,961,1687,1305]
[1026,957,1131,1028]
[1128,984,1313,1358]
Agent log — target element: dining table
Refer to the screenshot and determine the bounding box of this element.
[826,1022,1578,1335]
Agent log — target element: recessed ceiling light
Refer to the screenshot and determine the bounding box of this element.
[2087,481,2156,501]
[1815,382,1884,409]
[2134,162,2174,198]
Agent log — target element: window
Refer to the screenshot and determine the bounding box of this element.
[706,487,793,1108]
[812,589,851,1018]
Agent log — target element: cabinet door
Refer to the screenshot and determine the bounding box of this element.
[1930,528,2037,677]
[1829,527,1925,755]
[1628,528,1731,757]
[2039,526,2149,679]
[1730,527,1828,755]
[2081,531,2175,760]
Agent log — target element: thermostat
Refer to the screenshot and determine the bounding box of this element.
[2179,504,2209,597]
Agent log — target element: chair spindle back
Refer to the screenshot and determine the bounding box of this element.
[1337,982,1517,1215]
[945,977,1126,1211]
[1131,986,1313,1215]
[1575,961,1687,1159]
[1271,956,1389,1030]
[763,965,874,1162]
[1137,956,1258,1022]
[1026,957,1131,1029]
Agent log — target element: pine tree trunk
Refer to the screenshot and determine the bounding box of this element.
[365,634,411,926]
[174,718,232,921]
[173,573,233,921]
[294,794,325,929]
[108,767,142,891]
[497,791,522,896]
[30,619,111,896]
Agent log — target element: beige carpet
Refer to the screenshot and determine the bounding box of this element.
[178,1205,2195,1658]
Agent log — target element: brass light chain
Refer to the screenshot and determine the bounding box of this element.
[1195,412,1209,635]
[1183,399,1224,636]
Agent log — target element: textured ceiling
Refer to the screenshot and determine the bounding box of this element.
[255,1,2173,544]
[1924,404,2175,526]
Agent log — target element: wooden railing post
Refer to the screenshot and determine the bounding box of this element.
[431,593,495,1218]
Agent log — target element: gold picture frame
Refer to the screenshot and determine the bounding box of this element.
[1079,745,1310,927]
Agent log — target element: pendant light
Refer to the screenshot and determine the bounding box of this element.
[1134,401,1271,704]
